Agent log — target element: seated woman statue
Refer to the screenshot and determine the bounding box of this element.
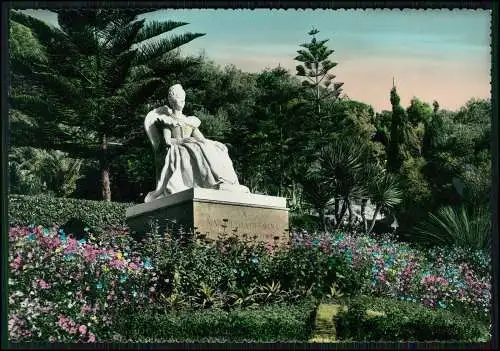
[144,84,249,203]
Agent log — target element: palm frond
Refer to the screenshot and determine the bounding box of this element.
[109,19,145,55]
[122,77,163,107]
[9,11,68,48]
[133,20,189,43]
[134,32,206,65]
[103,49,138,93]
[12,94,81,127]
[36,72,84,107]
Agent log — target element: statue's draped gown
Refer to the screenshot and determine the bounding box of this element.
[145,116,242,202]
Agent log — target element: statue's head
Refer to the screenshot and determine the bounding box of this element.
[168,84,186,111]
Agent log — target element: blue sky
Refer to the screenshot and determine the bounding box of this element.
[19,9,491,112]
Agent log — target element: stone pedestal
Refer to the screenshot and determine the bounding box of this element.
[125,188,289,242]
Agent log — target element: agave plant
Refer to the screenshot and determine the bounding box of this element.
[365,172,402,234]
[411,205,491,252]
[304,136,370,231]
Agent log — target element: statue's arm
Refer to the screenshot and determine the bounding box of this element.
[192,128,206,142]
[163,127,175,146]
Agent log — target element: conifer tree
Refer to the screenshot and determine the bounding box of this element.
[295,28,344,114]
[386,81,407,173]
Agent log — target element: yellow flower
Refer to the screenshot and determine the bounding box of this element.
[116,252,123,260]
[55,247,62,253]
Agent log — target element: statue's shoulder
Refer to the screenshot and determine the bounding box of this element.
[184,116,201,128]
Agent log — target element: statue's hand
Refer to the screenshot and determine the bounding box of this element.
[167,138,179,146]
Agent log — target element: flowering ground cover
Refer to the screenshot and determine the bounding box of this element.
[290,231,491,320]
[8,225,491,342]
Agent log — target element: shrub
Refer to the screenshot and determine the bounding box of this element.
[335,296,490,342]
[411,205,491,252]
[115,298,318,342]
[8,194,133,233]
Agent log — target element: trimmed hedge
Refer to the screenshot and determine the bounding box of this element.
[116,299,318,342]
[335,295,490,342]
[8,194,133,232]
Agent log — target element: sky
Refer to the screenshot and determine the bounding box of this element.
[19,9,491,112]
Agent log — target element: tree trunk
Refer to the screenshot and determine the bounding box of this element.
[333,198,340,229]
[338,197,349,229]
[347,199,353,231]
[100,134,111,202]
[320,206,327,233]
[367,205,381,234]
[361,198,368,233]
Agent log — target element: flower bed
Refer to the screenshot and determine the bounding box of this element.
[8,225,491,342]
[290,231,491,320]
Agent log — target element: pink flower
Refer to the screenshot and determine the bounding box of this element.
[128,262,139,271]
[87,332,96,343]
[78,325,87,335]
[10,255,22,271]
[39,279,51,289]
[64,238,78,254]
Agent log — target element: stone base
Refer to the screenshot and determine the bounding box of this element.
[125,188,289,242]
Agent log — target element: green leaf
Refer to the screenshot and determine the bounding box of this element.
[134,20,189,43]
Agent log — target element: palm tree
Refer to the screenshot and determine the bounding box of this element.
[365,172,402,234]
[8,147,83,197]
[295,167,335,232]
[33,150,83,198]
[411,206,491,252]
[9,9,205,201]
[313,136,368,230]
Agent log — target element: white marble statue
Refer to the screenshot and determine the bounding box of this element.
[144,84,249,202]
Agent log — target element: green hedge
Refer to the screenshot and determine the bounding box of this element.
[335,296,490,342]
[116,299,318,342]
[8,194,134,232]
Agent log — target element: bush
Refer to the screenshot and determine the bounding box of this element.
[335,296,490,342]
[8,194,133,233]
[115,298,318,342]
[290,213,321,232]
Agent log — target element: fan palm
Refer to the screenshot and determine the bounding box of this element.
[9,9,205,201]
[411,205,491,252]
[313,136,368,229]
[8,147,83,197]
[294,167,335,232]
[365,172,402,234]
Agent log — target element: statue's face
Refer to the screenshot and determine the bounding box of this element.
[169,92,186,111]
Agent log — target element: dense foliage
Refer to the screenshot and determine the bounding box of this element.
[335,295,490,342]
[8,194,131,231]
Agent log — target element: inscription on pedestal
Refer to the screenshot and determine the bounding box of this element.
[193,201,288,241]
[125,188,289,242]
